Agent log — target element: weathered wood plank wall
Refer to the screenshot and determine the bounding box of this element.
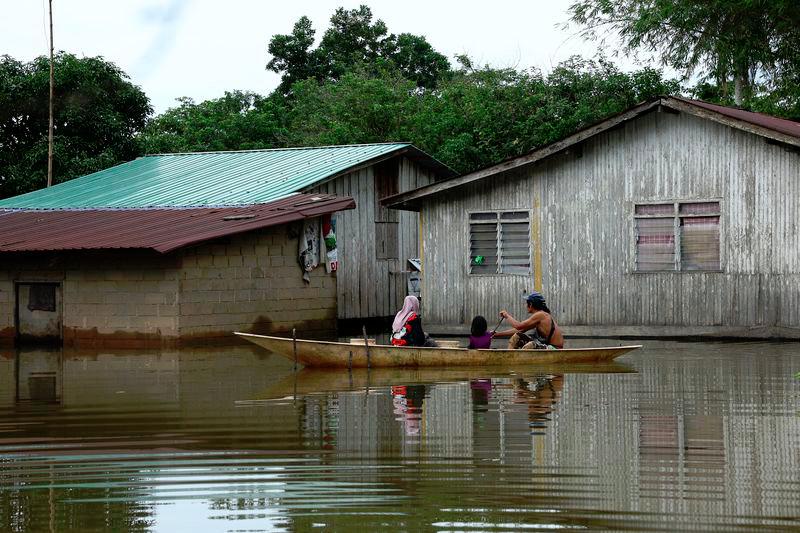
[421,110,800,336]
[312,156,436,319]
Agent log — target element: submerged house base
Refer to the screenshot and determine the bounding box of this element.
[0,195,352,348]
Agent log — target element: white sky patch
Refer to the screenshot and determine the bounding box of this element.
[1,0,661,113]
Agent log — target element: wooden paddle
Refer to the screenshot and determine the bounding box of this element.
[491,316,505,335]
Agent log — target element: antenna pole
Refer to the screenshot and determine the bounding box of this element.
[47,0,54,188]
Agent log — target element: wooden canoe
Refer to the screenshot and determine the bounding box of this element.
[234,332,641,368]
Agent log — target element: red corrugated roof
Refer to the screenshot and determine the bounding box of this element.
[0,193,355,254]
[671,96,800,139]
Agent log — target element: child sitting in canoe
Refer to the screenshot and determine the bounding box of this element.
[468,315,493,349]
[391,295,438,347]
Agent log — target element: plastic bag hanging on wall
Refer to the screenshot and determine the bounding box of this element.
[298,218,321,283]
[321,214,338,273]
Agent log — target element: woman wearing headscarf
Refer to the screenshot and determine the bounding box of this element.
[391,295,437,347]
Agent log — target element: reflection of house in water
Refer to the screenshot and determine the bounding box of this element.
[467,376,565,465]
[299,353,800,527]
[342,392,398,455]
[0,346,303,532]
[16,349,63,403]
[303,383,475,459]
[0,349,65,405]
[630,356,800,524]
[421,384,473,458]
[0,352,15,408]
[305,392,399,456]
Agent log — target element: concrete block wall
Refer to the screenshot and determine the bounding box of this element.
[61,262,181,346]
[178,224,338,340]
[0,221,338,346]
[0,253,181,347]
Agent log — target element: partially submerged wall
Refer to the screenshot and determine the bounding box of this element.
[0,252,181,347]
[0,271,13,344]
[0,223,338,346]
[178,225,337,340]
[62,256,181,347]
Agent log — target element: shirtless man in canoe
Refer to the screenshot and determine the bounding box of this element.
[494,291,564,350]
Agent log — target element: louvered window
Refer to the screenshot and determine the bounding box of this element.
[469,211,531,275]
[634,201,721,272]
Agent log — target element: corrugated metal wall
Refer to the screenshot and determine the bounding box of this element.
[421,110,800,334]
[313,156,436,319]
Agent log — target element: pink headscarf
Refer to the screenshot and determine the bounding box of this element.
[392,295,420,333]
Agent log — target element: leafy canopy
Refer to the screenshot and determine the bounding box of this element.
[0,53,151,198]
[568,0,800,105]
[267,5,450,93]
[281,57,680,174]
[138,91,287,154]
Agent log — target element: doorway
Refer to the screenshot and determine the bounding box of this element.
[15,282,63,345]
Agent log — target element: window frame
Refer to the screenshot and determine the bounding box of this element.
[467,209,533,277]
[632,199,723,273]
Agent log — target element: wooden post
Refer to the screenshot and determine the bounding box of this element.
[362,325,370,369]
[292,328,297,371]
[47,0,54,188]
[347,351,353,389]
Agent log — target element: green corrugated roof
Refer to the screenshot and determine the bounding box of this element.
[0,143,418,209]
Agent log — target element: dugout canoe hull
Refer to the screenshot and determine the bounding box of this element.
[235,332,641,368]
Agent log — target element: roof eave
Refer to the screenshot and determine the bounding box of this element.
[0,196,356,255]
[662,96,800,149]
[153,196,357,253]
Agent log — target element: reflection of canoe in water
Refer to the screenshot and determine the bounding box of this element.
[234,332,641,368]
[254,363,636,399]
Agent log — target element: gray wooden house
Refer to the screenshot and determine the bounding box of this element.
[386,97,800,339]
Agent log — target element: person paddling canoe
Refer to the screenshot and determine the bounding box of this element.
[494,291,564,349]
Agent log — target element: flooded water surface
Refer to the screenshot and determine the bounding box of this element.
[1,340,798,532]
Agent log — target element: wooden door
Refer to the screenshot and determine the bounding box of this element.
[374,160,401,315]
[16,282,62,344]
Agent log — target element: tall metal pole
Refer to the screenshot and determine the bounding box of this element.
[47,0,54,188]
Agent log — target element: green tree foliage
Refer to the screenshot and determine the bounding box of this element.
[282,65,420,147]
[417,58,679,173]
[568,0,800,106]
[267,5,450,93]
[0,53,151,198]
[138,91,287,154]
[145,56,677,175]
[282,57,679,174]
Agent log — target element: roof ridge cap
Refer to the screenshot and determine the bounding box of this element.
[144,141,411,157]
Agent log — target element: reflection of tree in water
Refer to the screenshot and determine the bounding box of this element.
[0,486,155,532]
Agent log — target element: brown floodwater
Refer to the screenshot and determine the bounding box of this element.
[0,339,798,532]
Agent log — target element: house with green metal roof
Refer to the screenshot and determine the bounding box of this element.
[0,143,453,346]
[0,142,451,210]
